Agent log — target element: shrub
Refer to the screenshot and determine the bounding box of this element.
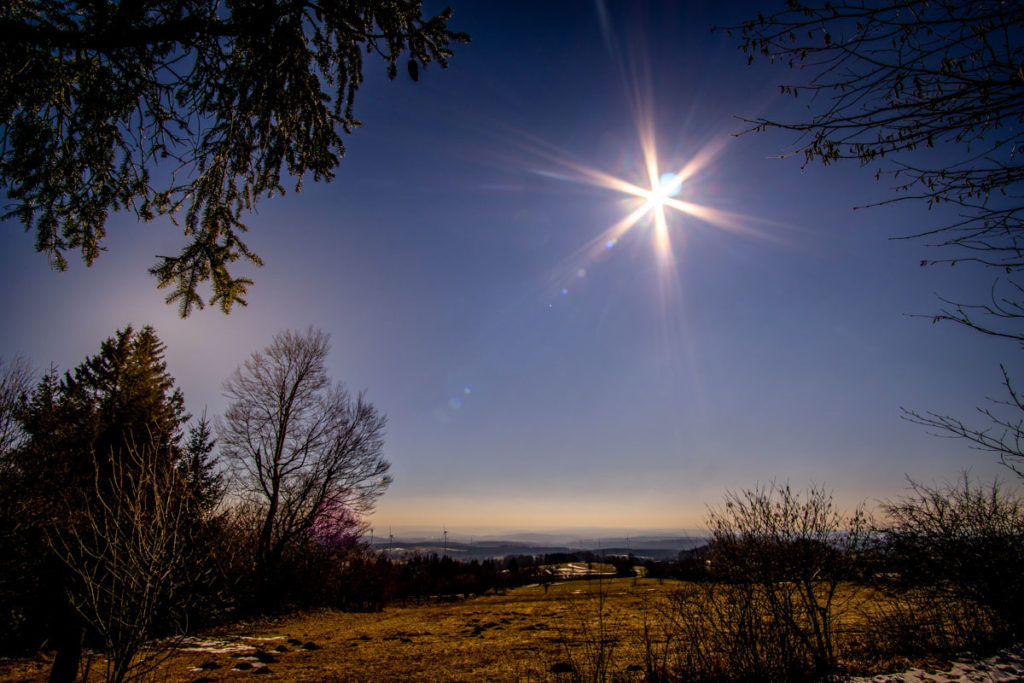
[694,483,868,680]
[877,475,1024,640]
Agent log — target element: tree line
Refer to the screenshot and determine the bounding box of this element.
[0,325,389,683]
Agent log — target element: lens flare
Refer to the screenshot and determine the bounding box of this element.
[577,135,745,259]
[518,117,768,273]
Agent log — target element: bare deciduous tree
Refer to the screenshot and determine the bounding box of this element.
[902,365,1024,476]
[724,1,1024,268]
[220,327,390,585]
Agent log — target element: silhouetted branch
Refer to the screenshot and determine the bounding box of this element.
[902,365,1024,477]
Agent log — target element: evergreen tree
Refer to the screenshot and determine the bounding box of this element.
[1,0,469,315]
[67,325,188,471]
[0,369,59,654]
[5,326,199,682]
[182,409,222,514]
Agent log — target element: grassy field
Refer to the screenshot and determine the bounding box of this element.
[0,577,976,682]
[1,578,680,682]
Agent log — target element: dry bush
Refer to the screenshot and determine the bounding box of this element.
[544,485,872,681]
[538,479,1023,681]
[543,578,688,683]
[881,476,1024,632]
[858,474,1024,659]
[547,577,854,682]
[850,588,1002,668]
[664,581,810,682]
[671,583,757,681]
[47,440,202,683]
[632,593,680,683]
[700,483,868,679]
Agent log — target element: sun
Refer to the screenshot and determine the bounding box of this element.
[504,29,769,275]
[652,172,683,204]
[544,125,745,266]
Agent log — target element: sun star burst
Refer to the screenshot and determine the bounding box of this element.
[531,116,753,271]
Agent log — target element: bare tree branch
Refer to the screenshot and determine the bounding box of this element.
[902,365,1024,477]
[48,436,202,683]
[219,327,390,590]
[0,355,33,464]
[725,1,1024,475]
[721,0,1024,330]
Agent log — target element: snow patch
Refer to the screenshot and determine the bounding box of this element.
[845,644,1024,683]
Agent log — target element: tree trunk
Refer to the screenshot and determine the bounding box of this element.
[48,599,84,683]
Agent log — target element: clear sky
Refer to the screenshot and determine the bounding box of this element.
[1,0,1017,537]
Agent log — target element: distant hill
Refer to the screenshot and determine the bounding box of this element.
[368,535,707,561]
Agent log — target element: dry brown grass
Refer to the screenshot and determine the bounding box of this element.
[0,578,1000,682]
[0,578,677,682]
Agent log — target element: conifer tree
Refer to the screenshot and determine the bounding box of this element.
[1,1,469,315]
[182,409,222,513]
[6,326,200,682]
[68,325,188,470]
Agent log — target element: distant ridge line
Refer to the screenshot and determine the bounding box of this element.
[368,535,708,561]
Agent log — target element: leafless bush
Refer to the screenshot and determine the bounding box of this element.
[854,589,1001,666]
[540,479,1022,681]
[664,581,805,682]
[551,577,622,682]
[48,438,203,683]
[545,485,870,681]
[877,475,1024,639]
[700,483,868,679]
[546,578,683,683]
[633,593,679,683]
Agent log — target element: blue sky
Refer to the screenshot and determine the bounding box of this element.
[0,0,1016,535]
